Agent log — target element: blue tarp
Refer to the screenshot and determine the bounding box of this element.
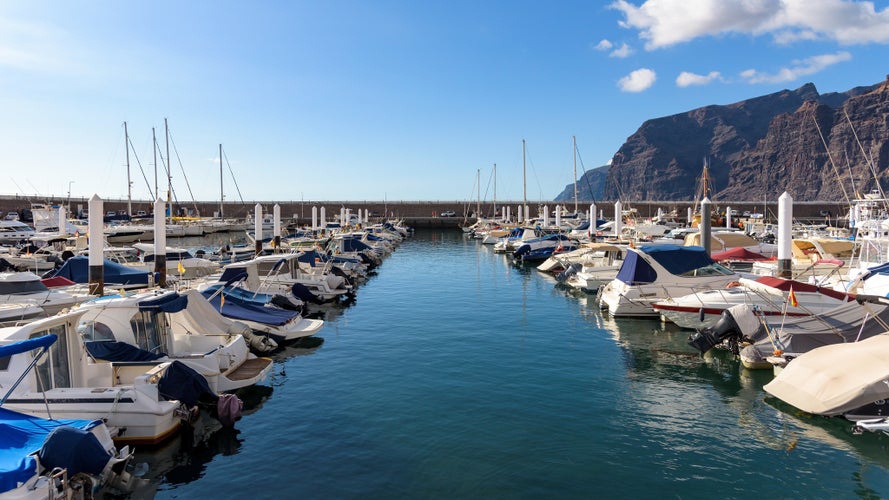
[203,291,298,326]
[137,293,188,313]
[615,250,658,285]
[85,341,166,362]
[48,256,150,286]
[638,245,716,276]
[157,360,217,407]
[0,407,103,493]
[37,425,111,477]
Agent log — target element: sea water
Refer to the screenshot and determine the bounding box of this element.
[138,229,889,499]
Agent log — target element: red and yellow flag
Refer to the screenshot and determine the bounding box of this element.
[788,286,798,307]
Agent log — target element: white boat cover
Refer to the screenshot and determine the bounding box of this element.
[764,333,889,416]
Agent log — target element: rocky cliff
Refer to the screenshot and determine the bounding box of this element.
[558,77,889,201]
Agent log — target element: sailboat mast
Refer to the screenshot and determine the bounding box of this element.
[522,139,527,207]
[124,121,132,216]
[152,127,158,201]
[493,163,497,219]
[165,118,171,223]
[572,135,578,214]
[219,144,224,219]
[476,168,481,218]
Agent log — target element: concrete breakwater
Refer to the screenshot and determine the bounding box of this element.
[0,194,851,228]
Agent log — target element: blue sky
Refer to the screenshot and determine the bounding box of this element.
[2,1,888,204]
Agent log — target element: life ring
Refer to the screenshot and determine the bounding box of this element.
[726,281,741,288]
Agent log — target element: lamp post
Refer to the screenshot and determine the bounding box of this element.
[66,181,74,211]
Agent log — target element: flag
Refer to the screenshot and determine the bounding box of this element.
[788,286,798,307]
[177,260,185,275]
[220,293,225,309]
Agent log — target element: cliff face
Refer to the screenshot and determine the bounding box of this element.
[555,164,608,201]
[562,78,888,201]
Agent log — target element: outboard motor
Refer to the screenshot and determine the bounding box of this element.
[688,303,765,354]
[512,244,531,259]
[556,262,581,283]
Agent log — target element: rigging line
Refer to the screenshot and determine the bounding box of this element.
[221,149,245,204]
[573,143,599,204]
[523,146,545,201]
[811,113,850,203]
[167,130,200,216]
[154,135,178,205]
[845,108,887,204]
[845,149,859,200]
[126,135,156,200]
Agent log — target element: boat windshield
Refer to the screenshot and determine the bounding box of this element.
[679,262,735,277]
[0,280,49,295]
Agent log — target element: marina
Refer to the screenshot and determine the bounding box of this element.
[105,228,888,498]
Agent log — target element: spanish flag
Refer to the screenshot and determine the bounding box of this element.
[177,260,185,275]
[220,293,225,309]
[788,286,798,307]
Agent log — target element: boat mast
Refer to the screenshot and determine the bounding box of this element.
[124,121,132,216]
[522,139,527,216]
[165,117,171,223]
[476,168,481,218]
[152,127,158,201]
[493,163,497,220]
[219,144,224,219]
[572,135,578,214]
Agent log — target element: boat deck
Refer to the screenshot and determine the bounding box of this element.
[228,357,273,381]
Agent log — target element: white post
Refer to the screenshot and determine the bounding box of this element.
[154,197,167,287]
[320,207,326,229]
[656,207,663,222]
[254,203,263,256]
[687,207,693,227]
[555,205,562,228]
[524,205,529,225]
[273,203,281,250]
[58,206,67,237]
[312,206,318,231]
[778,192,793,278]
[88,195,104,295]
[614,201,623,238]
[590,203,596,224]
[364,208,369,223]
[701,197,712,254]
[726,205,732,228]
[543,205,550,228]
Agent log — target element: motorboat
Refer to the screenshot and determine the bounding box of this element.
[0,309,184,446]
[0,335,137,498]
[560,243,627,292]
[199,286,324,343]
[598,244,743,317]
[687,295,889,370]
[0,220,36,244]
[652,276,854,330]
[77,289,274,392]
[132,243,220,278]
[0,271,88,316]
[511,234,576,263]
[210,253,350,303]
[763,332,889,421]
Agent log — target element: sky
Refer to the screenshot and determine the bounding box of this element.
[2,0,889,204]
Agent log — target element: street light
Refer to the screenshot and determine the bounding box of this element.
[67,181,74,212]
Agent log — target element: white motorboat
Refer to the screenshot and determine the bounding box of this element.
[0,220,36,245]
[652,276,855,329]
[0,271,87,316]
[560,243,627,292]
[0,309,184,446]
[77,289,274,393]
[598,244,743,317]
[132,243,220,278]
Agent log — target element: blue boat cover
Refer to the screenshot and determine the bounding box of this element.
[137,293,188,313]
[48,256,150,286]
[85,341,166,362]
[202,284,277,305]
[219,267,249,284]
[37,425,111,477]
[615,250,658,285]
[0,334,56,359]
[638,244,715,275]
[203,291,298,326]
[340,237,371,252]
[157,360,217,407]
[0,407,103,493]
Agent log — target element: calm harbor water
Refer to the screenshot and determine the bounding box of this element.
[131,229,889,498]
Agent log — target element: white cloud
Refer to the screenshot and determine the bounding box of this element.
[740,50,851,83]
[618,68,657,92]
[610,0,889,49]
[676,70,722,87]
[609,42,633,58]
[595,39,613,51]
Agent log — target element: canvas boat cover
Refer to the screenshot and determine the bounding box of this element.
[764,333,889,416]
[199,288,298,327]
[85,340,166,362]
[615,245,714,285]
[742,297,889,358]
[711,247,770,262]
[157,360,217,407]
[48,256,150,286]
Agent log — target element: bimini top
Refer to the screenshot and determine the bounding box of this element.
[49,256,149,286]
[616,245,717,285]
